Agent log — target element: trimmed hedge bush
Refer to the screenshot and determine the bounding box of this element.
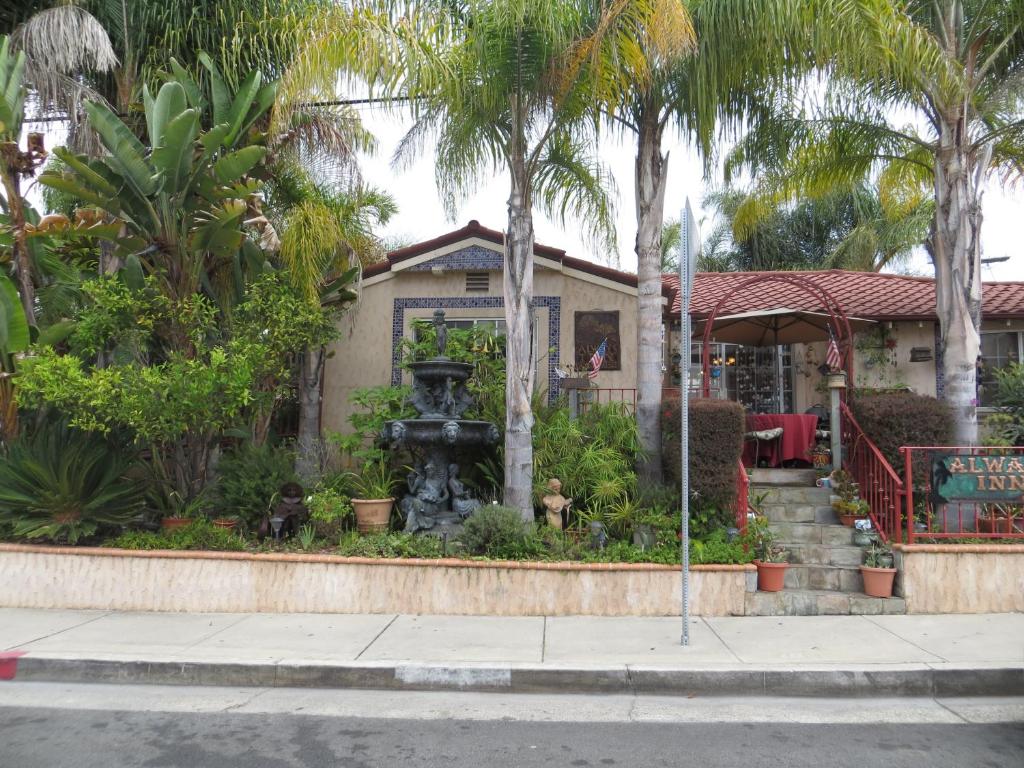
[850,391,955,478]
[662,398,745,510]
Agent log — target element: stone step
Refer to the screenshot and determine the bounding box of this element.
[783,563,864,592]
[748,468,818,487]
[744,589,907,617]
[750,485,832,506]
[771,521,855,546]
[784,543,865,567]
[759,502,837,524]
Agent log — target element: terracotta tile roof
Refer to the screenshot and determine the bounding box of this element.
[661,270,1024,321]
[366,220,671,294]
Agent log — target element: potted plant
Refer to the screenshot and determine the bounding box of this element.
[212,514,239,531]
[830,470,868,526]
[160,492,207,531]
[977,505,1022,535]
[348,460,397,533]
[861,543,897,598]
[746,516,789,592]
[307,487,353,541]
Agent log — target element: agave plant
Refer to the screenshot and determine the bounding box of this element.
[0,420,145,544]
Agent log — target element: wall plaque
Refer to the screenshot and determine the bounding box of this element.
[574,311,621,372]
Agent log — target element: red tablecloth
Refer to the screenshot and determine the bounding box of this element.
[742,414,819,468]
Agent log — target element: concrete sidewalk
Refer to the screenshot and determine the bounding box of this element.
[2,608,1022,697]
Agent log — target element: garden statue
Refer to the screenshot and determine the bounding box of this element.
[542,478,572,530]
[382,311,498,535]
[258,482,308,540]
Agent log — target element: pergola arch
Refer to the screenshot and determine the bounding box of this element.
[697,274,855,399]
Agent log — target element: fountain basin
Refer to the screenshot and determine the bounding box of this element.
[382,419,499,448]
[406,359,473,383]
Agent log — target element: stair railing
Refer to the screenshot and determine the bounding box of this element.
[839,401,904,543]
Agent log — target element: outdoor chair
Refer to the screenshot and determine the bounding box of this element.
[744,426,784,468]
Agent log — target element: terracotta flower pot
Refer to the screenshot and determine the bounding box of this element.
[212,518,237,531]
[861,566,897,598]
[977,515,1017,535]
[755,561,788,592]
[160,517,191,531]
[352,498,394,533]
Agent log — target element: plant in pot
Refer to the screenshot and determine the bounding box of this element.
[160,491,208,531]
[307,486,353,541]
[976,504,1022,535]
[746,515,789,592]
[348,459,397,534]
[861,543,897,598]
[830,471,868,526]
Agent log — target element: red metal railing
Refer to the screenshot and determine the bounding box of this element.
[578,387,638,414]
[901,446,1024,542]
[840,401,904,543]
[735,459,749,535]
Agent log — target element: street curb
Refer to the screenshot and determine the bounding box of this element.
[8,656,1024,698]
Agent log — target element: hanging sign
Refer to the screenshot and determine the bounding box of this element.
[929,452,1024,503]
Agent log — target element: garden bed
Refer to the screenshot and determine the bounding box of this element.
[894,544,1024,614]
[0,543,754,617]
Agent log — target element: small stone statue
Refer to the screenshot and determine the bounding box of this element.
[448,463,481,519]
[541,478,572,530]
[258,482,308,540]
[432,309,448,358]
[401,461,449,532]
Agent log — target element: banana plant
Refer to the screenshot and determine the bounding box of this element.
[38,55,278,308]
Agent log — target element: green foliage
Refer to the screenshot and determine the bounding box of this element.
[863,542,894,569]
[456,505,543,560]
[662,397,745,520]
[691,528,755,565]
[742,515,786,564]
[986,363,1024,447]
[335,531,443,559]
[348,460,398,501]
[306,486,352,540]
[532,404,641,522]
[0,420,144,544]
[215,442,298,528]
[332,385,413,461]
[297,523,316,550]
[851,392,955,477]
[105,520,245,552]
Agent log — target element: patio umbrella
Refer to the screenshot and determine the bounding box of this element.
[695,308,876,346]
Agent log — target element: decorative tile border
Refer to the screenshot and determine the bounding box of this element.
[406,245,504,272]
[392,296,562,403]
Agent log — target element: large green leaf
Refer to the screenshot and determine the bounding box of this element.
[0,38,25,139]
[169,59,203,109]
[151,108,199,195]
[51,147,118,197]
[200,123,231,155]
[36,320,75,348]
[224,69,262,146]
[36,174,112,210]
[148,81,189,148]
[213,146,267,184]
[85,101,157,197]
[191,201,246,256]
[0,273,29,353]
[198,52,231,125]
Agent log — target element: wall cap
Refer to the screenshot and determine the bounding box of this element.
[894,544,1024,554]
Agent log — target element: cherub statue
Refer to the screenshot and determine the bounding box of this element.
[541,478,572,530]
[448,463,481,519]
[258,482,308,540]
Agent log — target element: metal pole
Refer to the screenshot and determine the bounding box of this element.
[679,200,696,647]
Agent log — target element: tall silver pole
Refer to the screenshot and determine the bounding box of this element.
[679,200,697,646]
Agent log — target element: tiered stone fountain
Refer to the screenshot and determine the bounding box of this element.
[381,310,499,535]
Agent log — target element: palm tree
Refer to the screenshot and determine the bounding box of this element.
[723,0,1024,444]
[283,0,686,517]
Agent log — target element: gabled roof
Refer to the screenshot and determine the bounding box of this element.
[364,220,671,296]
[661,270,1024,321]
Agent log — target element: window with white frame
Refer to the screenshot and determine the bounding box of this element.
[979,331,1022,407]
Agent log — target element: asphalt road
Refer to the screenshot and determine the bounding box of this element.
[1,684,1023,768]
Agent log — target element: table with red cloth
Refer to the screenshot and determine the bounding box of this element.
[741,413,819,468]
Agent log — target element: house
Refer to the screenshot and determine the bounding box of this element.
[322,221,1024,435]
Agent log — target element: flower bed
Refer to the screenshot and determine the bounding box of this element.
[0,543,754,617]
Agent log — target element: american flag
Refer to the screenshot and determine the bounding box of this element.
[826,333,843,371]
[588,338,609,380]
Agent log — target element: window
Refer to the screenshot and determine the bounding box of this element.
[979,331,1022,407]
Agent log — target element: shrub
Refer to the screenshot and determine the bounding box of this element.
[985,363,1024,446]
[662,398,745,511]
[0,420,145,544]
[335,531,442,559]
[216,442,298,527]
[456,504,542,559]
[850,391,954,475]
[106,520,245,552]
[307,487,352,540]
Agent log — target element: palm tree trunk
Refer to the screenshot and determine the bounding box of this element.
[0,159,35,325]
[932,119,986,445]
[503,152,536,521]
[296,345,326,483]
[634,108,667,483]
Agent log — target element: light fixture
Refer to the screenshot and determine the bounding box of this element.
[726,355,736,366]
[431,265,445,276]
[269,515,284,540]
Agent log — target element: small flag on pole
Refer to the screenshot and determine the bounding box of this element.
[588,338,608,380]
[826,332,843,371]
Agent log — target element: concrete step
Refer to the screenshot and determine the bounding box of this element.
[748,468,818,486]
[772,521,855,546]
[784,543,865,567]
[750,485,832,506]
[783,563,864,592]
[759,502,838,524]
[745,589,907,617]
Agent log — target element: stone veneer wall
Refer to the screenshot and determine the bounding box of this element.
[895,544,1024,613]
[0,545,753,617]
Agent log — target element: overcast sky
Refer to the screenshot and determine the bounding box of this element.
[353,103,1022,283]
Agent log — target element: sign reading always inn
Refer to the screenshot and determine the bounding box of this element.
[930,453,1024,503]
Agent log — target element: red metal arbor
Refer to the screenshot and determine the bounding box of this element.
[696,274,856,397]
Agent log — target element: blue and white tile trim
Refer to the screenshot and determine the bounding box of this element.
[406,245,504,272]
[391,296,562,404]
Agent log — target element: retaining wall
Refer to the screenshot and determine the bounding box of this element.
[895,544,1024,614]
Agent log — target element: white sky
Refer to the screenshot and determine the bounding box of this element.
[353,103,1022,283]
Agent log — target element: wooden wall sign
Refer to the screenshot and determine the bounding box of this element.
[574,311,621,371]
